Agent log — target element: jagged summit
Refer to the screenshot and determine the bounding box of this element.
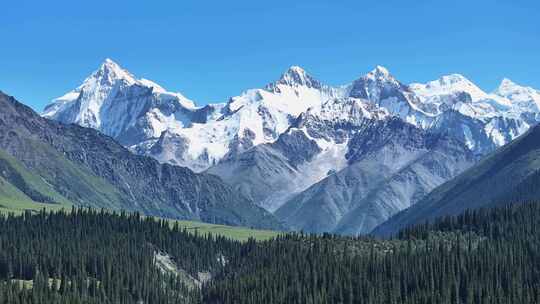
[499,77,515,86]
[495,78,522,94]
[272,65,322,89]
[493,77,540,112]
[91,59,194,106]
[102,57,120,68]
[360,65,401,86]
[494,78,540,97]
[43,58,196,139]
[286,65,306,74]
[367,65,392,78]
[347,65,405,101]
[90,58,137,85]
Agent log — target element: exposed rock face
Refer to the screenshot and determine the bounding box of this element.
[207,128,323,211]
[275,118,475,235]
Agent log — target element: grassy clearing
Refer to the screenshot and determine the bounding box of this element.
[0,149,72,214]
[0,177,69,214]
[0,197,281,241]
[169,219,282,242]
[10,278,101,290]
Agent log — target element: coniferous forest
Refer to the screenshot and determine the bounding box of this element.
[1,202,540,304]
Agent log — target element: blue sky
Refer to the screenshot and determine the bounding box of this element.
[1,0,539,110]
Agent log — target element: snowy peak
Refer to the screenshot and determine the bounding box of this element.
[357,65,401,87]
[495,78,526,96]
[101,58,124,72]
[437,74,470,86]
[411,74,487,101]
[43,58,198,141]
[434,74,482,95]
[493,78,540,112]
[270,66,322,89]
[347,65,407,102]
[366,65,392,80]
[47,58,195,110]
[89,58,137,86]
[500,77,516,86]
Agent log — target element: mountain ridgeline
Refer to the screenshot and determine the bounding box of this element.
[0,91,280,229]
[42,59,540,235]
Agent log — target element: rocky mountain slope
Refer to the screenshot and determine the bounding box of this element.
[373,123,540,237]
[275,118,475,234]
[2,91,280,229]
[207,97,388,211]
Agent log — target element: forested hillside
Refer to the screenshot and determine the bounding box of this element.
[1,202,540,303]
[204,202,540,304]
[0,208,237,304]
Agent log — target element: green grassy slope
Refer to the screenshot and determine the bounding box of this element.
[0,147,280,241]
[0,149,72,213]
[0,176,67,213]
[170,219,281,241]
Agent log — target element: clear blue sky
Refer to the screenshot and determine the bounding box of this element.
[1,0,539,111]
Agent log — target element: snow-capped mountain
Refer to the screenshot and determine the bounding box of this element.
[2,90,280,229]
[149,65,342,171]
[345,65,429,127]
[42,58,219,172]
[340,68,535,156]
[410,73,489,102]
[45,59,343,172]
[45,59,539,172]
[494,78,540,119]
[44,59,540,235]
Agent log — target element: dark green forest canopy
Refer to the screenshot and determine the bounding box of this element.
[1,202,540,303]
[0,208,238,304]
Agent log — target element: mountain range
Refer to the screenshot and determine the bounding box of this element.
[42,59,540,234]
[0,91,279,229]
